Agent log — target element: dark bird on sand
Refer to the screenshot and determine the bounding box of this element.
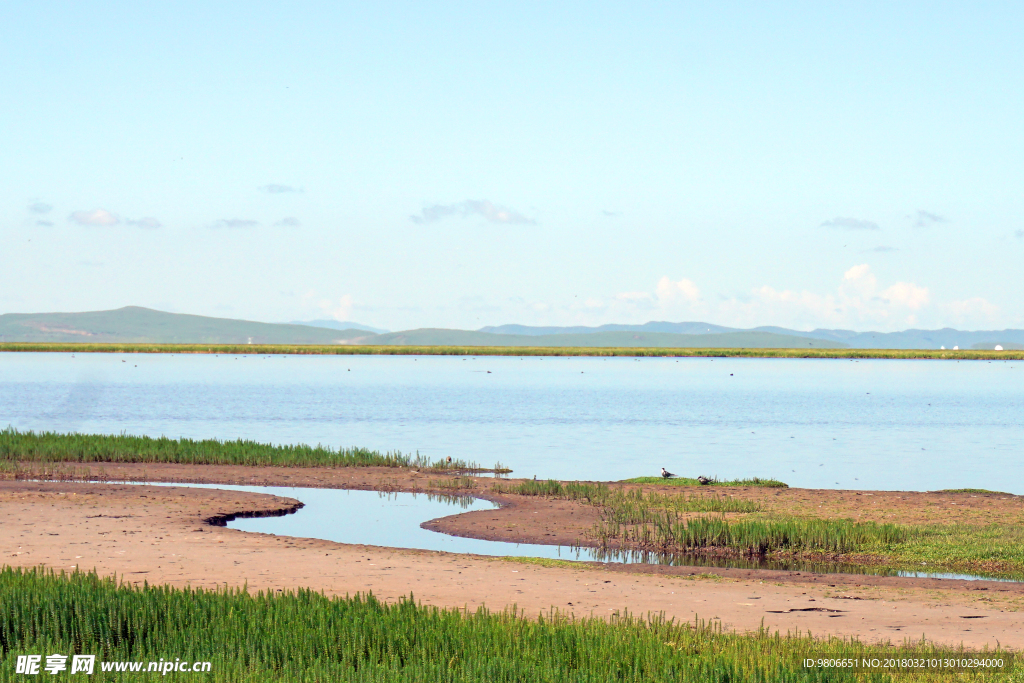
[696,475,711,486]
[661,468,675,479]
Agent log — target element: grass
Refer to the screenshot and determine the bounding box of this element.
[0,428,486,472]
[2,341,1024,359]
[885,523,1024,579]
[593,514,914,555]
[435,476,477,490]
[0,566,1001,682]
[492,479,1024,578]
[622,476,789,488]
[935,488,1013,495]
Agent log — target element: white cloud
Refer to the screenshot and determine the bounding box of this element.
[820,217,880,230]
[69,209,119,226]
[655,276,700,304]
[879,281,929,311]
[410,200,535,225]
[275,217,301,227]
[28,202,52,214]
[947,297,999,326]
[715,265,930,329]
[302,291,355,322]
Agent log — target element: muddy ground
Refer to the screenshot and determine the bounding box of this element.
[3,464,1023,649]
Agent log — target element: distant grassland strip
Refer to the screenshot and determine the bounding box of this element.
[492,480,761,516]
[2,342,1022,359]
[0,566,985,683]
[0,428,474,471]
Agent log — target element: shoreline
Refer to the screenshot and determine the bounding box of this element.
[7,461,1023,583]
[3,471,1023,649]
[1,342,1022,359]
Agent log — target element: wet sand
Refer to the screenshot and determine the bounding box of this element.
[3,467,1024,649]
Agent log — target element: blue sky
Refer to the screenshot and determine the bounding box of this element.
[2,1,1022,331]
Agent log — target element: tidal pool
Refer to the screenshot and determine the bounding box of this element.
[136,482,1017,582]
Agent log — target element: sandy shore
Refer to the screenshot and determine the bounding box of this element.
[3,466,1023,650]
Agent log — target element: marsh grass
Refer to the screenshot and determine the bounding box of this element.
[436,476,477,490]
[0,428,482,472]
[0,566,992,682]
[886,523,1024,579]
[594,514,914,556]
[3,341,1022,359]
[622,476,789,488]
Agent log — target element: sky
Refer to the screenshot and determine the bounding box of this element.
[2,1,1022,332]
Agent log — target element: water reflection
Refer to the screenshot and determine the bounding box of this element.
[77,481,1022,583]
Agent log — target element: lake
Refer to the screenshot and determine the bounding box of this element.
[1,352,1021,493]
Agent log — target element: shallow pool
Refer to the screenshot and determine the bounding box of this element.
[130,482,1018,582]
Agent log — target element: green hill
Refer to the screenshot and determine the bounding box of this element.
[0,308,848,348]
[0,307,369,345]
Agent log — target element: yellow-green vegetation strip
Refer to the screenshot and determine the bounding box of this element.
[885,524,1024,580]
[2,341,1023,359]
[0,427,478,471]
[0,566,991,682]
[621,476,788,488]
[493,479,761,514]
[494,479,1024,579]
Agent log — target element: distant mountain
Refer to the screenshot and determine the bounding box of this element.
[0,307,371,344]
[2,307,1021,350]
[371,329,846,348]
[481,322,1024,350]
[479,322,738,335]
[289,319,389,334]
[793,328,1024,349]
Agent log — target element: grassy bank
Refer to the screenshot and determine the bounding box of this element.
[622,476,789,487]
[0,567,993,682]
[0,428,487,471]
[2,342,1022,359]
[494,480,1024,579]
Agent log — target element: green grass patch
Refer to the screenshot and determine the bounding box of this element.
[0,566,989,682]
[595,514,914,555]
[0,427,479,471]
[2,341,1023,359]
[935,488,1014,495]
[883,523,1024,579]
[622,476,789,488]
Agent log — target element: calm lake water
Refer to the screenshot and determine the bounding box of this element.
[2,352,1021,493]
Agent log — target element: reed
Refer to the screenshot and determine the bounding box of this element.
[594,513,914,555]
[0,566,980,682]
[435,476,476,490]
[0,427,477,471]
[2,342,1022,359]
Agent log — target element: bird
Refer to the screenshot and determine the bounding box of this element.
[697,475,711,486]
[446,456,452,464]
[661,468,676,479]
